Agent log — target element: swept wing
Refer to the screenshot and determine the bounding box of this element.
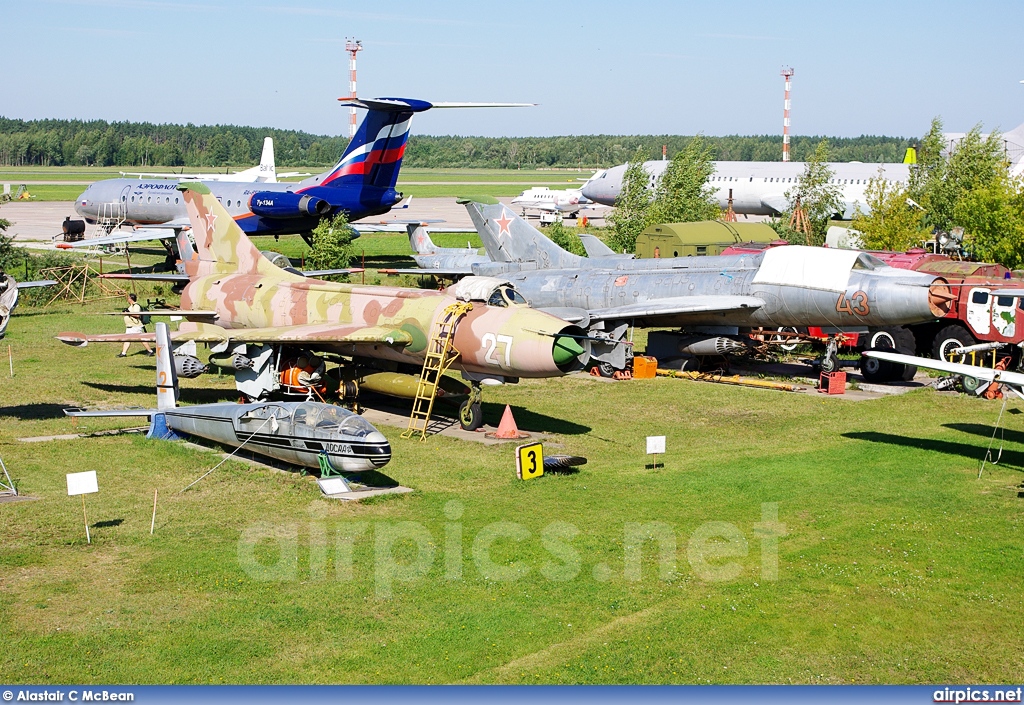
[864,351,1024,392]
[57,322,414,347]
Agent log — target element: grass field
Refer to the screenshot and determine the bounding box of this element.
[0,166,592,182]
[0,167,586,201]
[2,198,1023,684]
[2,290,1024,684]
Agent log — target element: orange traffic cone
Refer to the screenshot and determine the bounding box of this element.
[489,404,529,439]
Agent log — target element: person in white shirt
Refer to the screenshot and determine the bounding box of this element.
[118,293,154,357]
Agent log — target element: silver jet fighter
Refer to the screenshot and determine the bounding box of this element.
[462,199,954,371]
[66,322,391,473]
[379,224,490,278]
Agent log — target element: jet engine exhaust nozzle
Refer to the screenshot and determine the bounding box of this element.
[928,278,954,317]
[249,192,331,219]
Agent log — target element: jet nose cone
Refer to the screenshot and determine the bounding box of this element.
[581,180,609,204]
[368,440,392,468]
[74,190,91,215]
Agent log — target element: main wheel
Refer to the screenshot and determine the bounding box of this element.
[860,326,917,383]
[931,323,976,362]
[961,375,983,393]
[595,361,616,378]
[459,400,483,431]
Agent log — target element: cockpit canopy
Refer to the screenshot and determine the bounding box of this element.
[237,402,379,439]
[852,253,886,271]
[292,403,378,438]
[446,276,527,307]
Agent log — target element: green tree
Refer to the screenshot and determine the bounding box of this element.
[921,124,1006,234]
[784,140,843,246]
[0,219,19,271]
[607,146,653,253]
[306,213,353,273]
[852,172,927,252]
[545,220,587,256]
[908,117,946,201]
[955,171,1024,269]
[647,135,719,225]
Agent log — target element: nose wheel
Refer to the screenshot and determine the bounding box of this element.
[458,384,484,431]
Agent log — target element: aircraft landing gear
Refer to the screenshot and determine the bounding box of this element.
[459,383,483,431]
[819,334,842,374]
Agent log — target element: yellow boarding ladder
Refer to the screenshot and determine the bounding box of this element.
[402,301,474,441]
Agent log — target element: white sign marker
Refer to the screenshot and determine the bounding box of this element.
[66,470,98,496]
[66,471,98,544]
[646,436,666,455]
[317,477,352,496]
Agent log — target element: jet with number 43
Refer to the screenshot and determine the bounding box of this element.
[57,184,592,431]
[452,198,956,374]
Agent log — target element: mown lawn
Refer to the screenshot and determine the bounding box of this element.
[1,298,1023,684]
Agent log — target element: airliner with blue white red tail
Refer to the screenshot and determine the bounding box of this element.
[74,98,531,241]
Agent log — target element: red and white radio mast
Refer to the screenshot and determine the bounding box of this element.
[345,38,363,140]
[780,67,794,162]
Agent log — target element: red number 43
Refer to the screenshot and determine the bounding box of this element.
[836,290,870,316]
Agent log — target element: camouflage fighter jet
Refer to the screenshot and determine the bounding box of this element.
[57,184,590,430]
[457,199,954,374]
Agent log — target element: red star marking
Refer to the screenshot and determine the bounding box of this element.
[204,212,218,235]
[495,209,513,237]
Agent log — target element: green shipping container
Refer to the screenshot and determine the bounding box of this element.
[635,221,779,258]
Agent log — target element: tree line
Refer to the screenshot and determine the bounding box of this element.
[0,116,912,168]
[852,119,1024,269]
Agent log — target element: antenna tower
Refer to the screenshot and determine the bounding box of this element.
[345,38,364,140]
[780,67,794,162]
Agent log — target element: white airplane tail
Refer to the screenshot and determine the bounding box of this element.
[257,137,276,182]
[155,322,179,411]
[225,137,277,183]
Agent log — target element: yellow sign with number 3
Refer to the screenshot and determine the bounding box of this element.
[516,442,544,480]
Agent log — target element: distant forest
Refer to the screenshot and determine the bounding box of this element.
[0,117,914,168]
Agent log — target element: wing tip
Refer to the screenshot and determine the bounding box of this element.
[56,332,88,347]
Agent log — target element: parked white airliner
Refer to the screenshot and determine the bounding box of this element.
[119,137,309,184]
[581,159,911,219]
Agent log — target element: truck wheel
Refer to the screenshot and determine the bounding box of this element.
[931,324,976,362]
[861,326,917,382]
[772,326,801,353]
[860,354,893,383]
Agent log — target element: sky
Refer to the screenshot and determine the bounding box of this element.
[3,0,1023,140]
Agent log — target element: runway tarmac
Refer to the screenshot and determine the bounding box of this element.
[0,198,607,243]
